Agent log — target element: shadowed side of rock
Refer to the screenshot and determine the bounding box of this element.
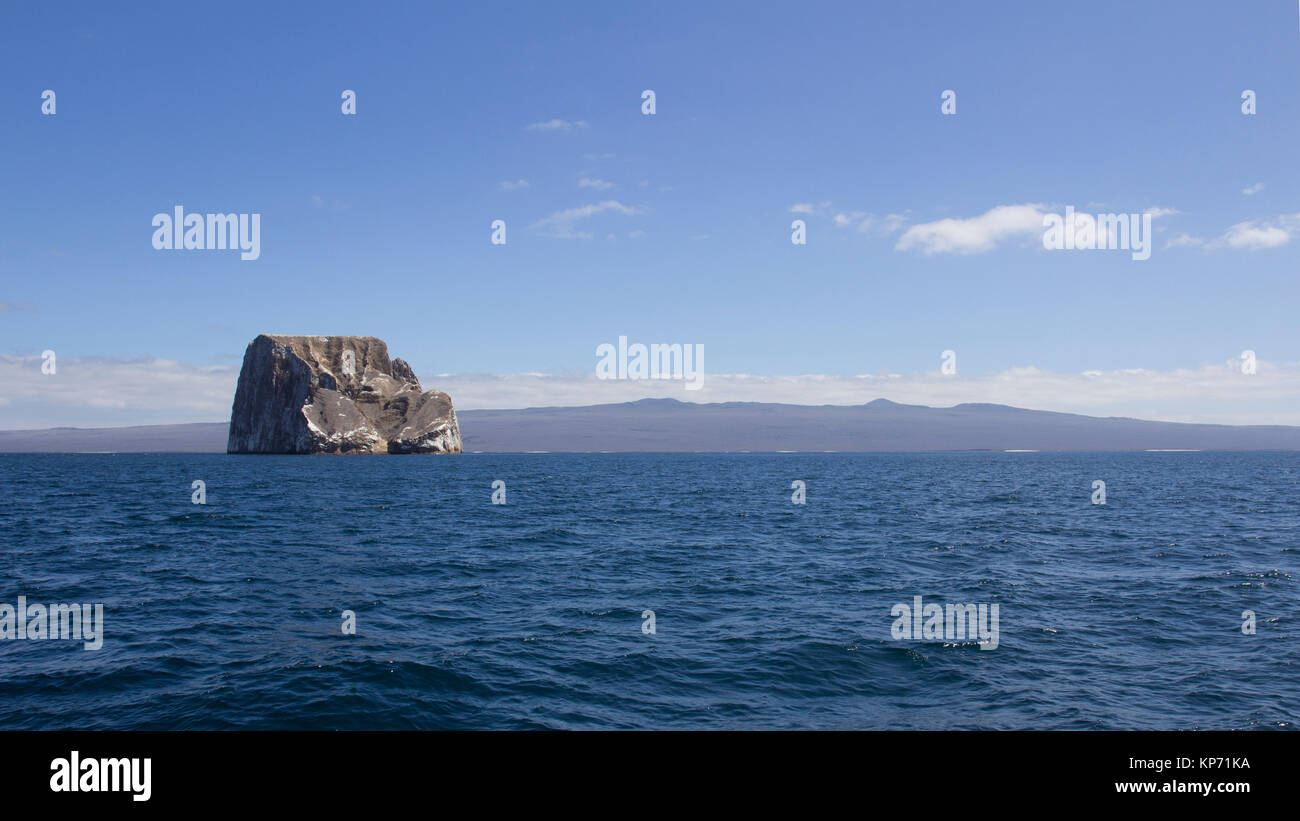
[226,334,462,454]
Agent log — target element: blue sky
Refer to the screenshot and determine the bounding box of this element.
[2,1,1298,426]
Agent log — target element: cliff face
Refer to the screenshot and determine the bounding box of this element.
[226,335,462,454]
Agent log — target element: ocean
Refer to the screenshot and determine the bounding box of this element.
[0,451,1296,730]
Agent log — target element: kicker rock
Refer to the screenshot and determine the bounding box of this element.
[227,334,462,454]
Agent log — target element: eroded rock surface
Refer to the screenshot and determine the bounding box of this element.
[227,335,462,454]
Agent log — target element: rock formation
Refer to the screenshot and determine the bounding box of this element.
[227,335,462,454]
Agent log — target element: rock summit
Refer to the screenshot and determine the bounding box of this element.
[227,334,462,454]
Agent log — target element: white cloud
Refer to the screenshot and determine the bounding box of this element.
[1243,182,1265,195]
[3,355,1298,428]
[895,204,1049,255]
[0,354,238,428]
[431,360,1300,425]
[1217,219,1292,250]
[1167,213,1299,252]
[526,119,589,132]
[530,200,641,239]
[498,179,530,191]
[895,204,1181,255]
[578,177,614,191]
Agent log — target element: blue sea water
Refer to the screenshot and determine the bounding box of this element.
[0,452,1296,730]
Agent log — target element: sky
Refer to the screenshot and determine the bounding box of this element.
[1,1,1298,428]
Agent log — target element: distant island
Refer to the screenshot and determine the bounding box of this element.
[3,398,1299,453]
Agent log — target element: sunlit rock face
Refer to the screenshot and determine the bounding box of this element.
[226,334,461,454]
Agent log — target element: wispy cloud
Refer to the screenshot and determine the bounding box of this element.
[578,177,614,191]
[310,195,348,211]
[530,200,641,239]
[832,211,908,234]
[1165,233,1204,249]
[526,118,589,132]
[498,179,530,191]
[1242,182,1265,195]
[1165,213,1299,251]
[788,201,831,216]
